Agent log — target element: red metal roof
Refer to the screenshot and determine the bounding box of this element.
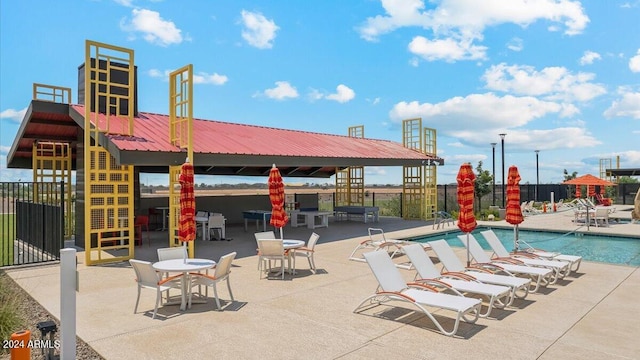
[69,105,433,160]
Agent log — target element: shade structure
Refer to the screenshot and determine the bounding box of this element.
[505,165,524,251]
[562,174,616,187]
[268,164,289,239]
[587,185,596,197]
[456,163,477,267]
[178,160,196,260]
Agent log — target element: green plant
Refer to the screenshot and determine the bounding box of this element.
[0,272,24,353]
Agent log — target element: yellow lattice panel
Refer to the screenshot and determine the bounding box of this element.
[403,166,424,219]
[423,127,438,219]
[32,141,73,236]
[403,118,422,150]
[33,83,71,104]
[335,168,349,207]
[84,40,135,265]
[349,166,364,206]
[169,65,195,258]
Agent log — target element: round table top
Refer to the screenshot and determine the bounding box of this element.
[152,258,216,272]
[282,239,305,249]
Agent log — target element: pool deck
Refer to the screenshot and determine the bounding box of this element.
[5,205,640,359]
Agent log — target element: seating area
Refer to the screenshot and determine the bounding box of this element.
[6,209,639,359]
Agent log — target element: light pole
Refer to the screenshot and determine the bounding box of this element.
[491,143,497,206]
[499,133,506,208]
[535,150,540,202]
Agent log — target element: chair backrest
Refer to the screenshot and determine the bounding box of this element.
[257,239,284,256]
[208,214,226,228]
[130,259,160,287]
[157,247,187,261]
[457,234,491,263]
[428,240,465,272]
[594,208,609,218]
[363,250,407,293]
[367,228,387,244]
[135,215,149,226]
[307,232,320,249]
[196,211,208,218]
[480,230,511,258]
[403,243,441,279]
[214,252,237,278]
[254,231,276,241]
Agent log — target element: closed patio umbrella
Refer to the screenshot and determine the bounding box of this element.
[268,164,289,239]
[178,159,196,261]
[456,163,477,267]
[505,165,524,251]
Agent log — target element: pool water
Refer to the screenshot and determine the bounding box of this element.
[408,227,640,266]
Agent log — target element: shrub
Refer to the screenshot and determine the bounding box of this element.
[0,272,24,354]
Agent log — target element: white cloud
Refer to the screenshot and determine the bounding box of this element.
[579,50,601,65]
[113,0,134,7]
[240,10,279,49]
[482,63,606,102]
[262,81,298,100]
[506,37,523,52]
[120,8,183,46]
[147,69,228,85]
[364,167,387,176]
[0,108,27,123]
[389,92,573,134]
[603,90,640,119]
[408,36,487,62]
[325,85,355,103]
[357,0,589,62]
[193,72,228,85]
[629,49,640,72]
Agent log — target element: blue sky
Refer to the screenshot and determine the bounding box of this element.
[1,0,639,186]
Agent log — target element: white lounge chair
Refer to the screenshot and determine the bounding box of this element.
[353,250,482,337]
[457,234,554,293]
[480,229,580,273]
[403,243,512,317]
[348,228,414,263]
[477,231,570,281]
[428,239,530,301]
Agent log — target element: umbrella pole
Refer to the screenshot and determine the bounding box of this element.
[183,242,187,263]
[514,225,519,252]
[466,233,471,267]
[279,227,283,240]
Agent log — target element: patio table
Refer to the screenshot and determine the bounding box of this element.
[152,258,216,311]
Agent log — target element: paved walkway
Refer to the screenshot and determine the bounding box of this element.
[6,206,640,359]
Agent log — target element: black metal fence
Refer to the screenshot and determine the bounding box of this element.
[1,182,65,267]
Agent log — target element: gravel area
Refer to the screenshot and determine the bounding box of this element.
[0,272,104,360]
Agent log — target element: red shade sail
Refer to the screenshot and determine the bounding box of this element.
[268,165,289,233]
[456,163,477,233]
[505,166,524,226]
[178,161,196,243]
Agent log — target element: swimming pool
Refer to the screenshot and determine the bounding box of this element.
[407,227,640,266]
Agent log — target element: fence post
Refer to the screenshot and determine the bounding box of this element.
[60,248,76,360]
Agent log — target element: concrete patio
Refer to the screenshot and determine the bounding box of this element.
[5,206,640,359]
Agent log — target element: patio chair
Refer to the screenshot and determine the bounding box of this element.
[257,239,287,279]
[207,213,227,240]
[591,207,610,227]
[129,259,183,319]
[457,234,553,293]
[353,250,482,337]
[480,229,581,272]
[432,211,455,229]
[595,193,612,206]
[477,231,570,281]
[428,239,530,301]
[292,232,320,274]
[190,252,236,310]
[403,243,512,317]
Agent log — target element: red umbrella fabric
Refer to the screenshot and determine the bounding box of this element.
[457,163,477,233]
[268,164,288,238]
[505,165,524,251]
[457,163,476,266]
[178,161,196,246]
